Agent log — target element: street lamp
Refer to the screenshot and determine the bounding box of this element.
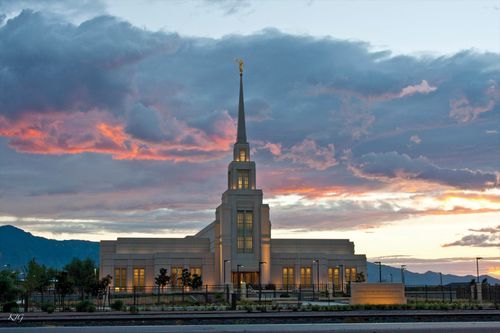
[259,261,266,302]
[223,260,230,285]
[339,264,344,294]
[439,272,444,302]
[476,257,483,301]
[236,265,244,293]
[476,257,482,284]
[400,265,406,285]
[374,262,382,283]
[313,259,320,292]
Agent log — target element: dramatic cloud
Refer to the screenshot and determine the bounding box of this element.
[350,152,498,190]
[0,9,498,243]
[273,139,337,171]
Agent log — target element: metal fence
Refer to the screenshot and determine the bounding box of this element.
[404,284,500,304]
[16,283,500,312]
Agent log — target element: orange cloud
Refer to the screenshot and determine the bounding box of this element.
[0,111,235,162]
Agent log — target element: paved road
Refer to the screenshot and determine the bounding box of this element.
[1,322,500,333]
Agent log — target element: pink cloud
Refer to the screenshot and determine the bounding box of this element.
[310,79,437,102]
[278,138,337,171]
[0,111,235,162]
[399,80,437,97]
[449,96,496,123]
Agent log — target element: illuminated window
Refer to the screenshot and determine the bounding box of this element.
[282,267,294,287]
[237,210,253,253]
[133,268,145,291]
[328,267,341,290]
[238,148,248,162]
[171,267,183,287]
[300,267,312,287]
[345,267,357,282]
[190,267,202,277]
[237,170,250,189]
[114,268,127,292]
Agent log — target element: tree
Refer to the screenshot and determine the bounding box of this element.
[355,272,366,283]
[180,269,192,289]
[91,274,112,310]
[191,274,203,290]
[55,271,74,309]
[0,269,21,306]
[154,268,170,304]
[24,258,53,307]
[178,269,192,302]
[64,258,96,300]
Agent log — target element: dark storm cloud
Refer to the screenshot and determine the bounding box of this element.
[0,10,499,235]
[125,103,165,142]
[350,151,498,190]
[0,10,176,118]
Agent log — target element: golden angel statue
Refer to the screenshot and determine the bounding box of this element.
[236,58,244,74]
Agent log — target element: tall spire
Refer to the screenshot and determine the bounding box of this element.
[236,59,247,144]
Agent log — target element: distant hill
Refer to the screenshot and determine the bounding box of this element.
[367,262,500,285]
[0,225,98,269]
[0,225,498,285]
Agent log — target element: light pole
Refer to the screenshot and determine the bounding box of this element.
[259,261,266,302]
[339,264,344,294]
[476,257,482,284]
[374,262,382,283]
[439,272,444,302]
[313,259,320,292]
[236,264,244,294]
[223,260,230,286]
[401,265,406,285]
[476,257,483,301]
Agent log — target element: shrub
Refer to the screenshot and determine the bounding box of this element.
[76,300,96,312]
[41,303,55,313]
[111,300,124,311]
[129,305,139,314]
[2,302,18,313]
[279,292,290,298]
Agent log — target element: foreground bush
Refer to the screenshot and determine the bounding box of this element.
[2,302,18,313]
[111,300,124,311]
[41,302,55,313]
[75,300,96,312]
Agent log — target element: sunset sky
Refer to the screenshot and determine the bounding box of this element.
[0,0,498,278]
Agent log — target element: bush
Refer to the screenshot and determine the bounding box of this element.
[279,292,290,298]
[76,300,96,312]
[129,305,139,314]
[41,303,55,313]
[2,302,18,313]
[111,300,124,311]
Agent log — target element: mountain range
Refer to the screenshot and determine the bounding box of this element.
[1,225,498,285]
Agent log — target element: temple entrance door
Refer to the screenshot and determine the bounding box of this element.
[232,272,259,288]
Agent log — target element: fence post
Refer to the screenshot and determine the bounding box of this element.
[425,285,428,302]
[449,285,452,302]
[205,285,208,304]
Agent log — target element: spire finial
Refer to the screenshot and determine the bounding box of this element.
[235,58,247,144]
[236,58,244,76]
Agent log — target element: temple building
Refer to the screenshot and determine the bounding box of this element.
[100,64,367,291]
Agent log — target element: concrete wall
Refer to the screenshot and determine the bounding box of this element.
[350,283,407,305]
